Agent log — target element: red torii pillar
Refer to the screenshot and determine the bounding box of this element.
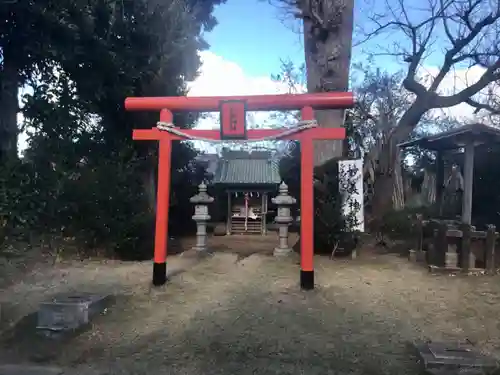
[125,92,354,290]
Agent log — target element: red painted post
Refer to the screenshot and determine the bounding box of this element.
[152,109,173,286]
[300,106,315,290]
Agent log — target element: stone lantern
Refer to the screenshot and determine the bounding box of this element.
[190,182,214,253]
[272,182,296,256]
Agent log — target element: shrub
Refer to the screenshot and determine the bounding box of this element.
[379,206,434,240]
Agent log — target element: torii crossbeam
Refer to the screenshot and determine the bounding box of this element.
[125,92,354,290]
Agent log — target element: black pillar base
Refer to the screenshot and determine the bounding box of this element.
[300,270,314,290]
[152,262,167,286]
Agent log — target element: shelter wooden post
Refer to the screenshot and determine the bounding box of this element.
[461,141,475,224]
[485,224,496,273]
[435,151,444,215]
[415,214,423,252]
[262,193,268,235]
[459,223,472,272]
[433,222,447,267]
[226,191,232,235]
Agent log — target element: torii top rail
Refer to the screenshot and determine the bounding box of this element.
[125,92,354,290]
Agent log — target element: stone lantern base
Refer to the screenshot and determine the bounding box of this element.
[273,246,292,256]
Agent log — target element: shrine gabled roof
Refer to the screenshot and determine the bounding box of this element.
[213,151,282,185]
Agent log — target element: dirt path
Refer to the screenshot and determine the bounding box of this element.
[1,249,500,375]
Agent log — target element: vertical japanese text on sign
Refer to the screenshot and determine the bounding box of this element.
[220,100,247,140]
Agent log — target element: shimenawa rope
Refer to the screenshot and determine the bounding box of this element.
[156,119,318,142]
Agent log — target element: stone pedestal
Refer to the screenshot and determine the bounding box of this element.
[445,250,458,268]
[272,182,296,257]
[190,183,214,254]
[409,250,427,263]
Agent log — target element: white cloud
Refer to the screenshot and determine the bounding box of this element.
[188,51,290,97]
[418,65,499,124]
[187,51,295,132]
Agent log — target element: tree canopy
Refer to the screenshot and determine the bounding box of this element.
[0,0,225,258]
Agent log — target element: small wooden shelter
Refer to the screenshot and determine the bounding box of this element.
[399,123,500,224]
[212,150,281,235]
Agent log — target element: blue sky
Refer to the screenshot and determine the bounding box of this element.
[202,0,456,81]
[204,0,306,77]
[203,0,406,79]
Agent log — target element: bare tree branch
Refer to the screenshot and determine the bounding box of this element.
[465,97,500,114]
[358,0,500,130]
[435,59,500,107]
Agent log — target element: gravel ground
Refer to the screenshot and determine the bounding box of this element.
[1,240,500,375]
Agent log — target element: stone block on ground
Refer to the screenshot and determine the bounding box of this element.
[0,365,63,375]
[417,250,427,263]
[409,250,427,263]
[414,341,499,375]
[445,251,458,268]
[37,293,111,333]
[213,224,227,236]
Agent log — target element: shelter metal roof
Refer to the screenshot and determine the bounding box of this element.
[398,123,500,151]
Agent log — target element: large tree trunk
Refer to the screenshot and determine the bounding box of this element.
[302,0,354,166]
[371,102,427,218]
[392,150,405,210]
[0,53,20,161]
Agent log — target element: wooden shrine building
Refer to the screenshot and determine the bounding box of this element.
[399,123,500,224]
[211,150,281,235]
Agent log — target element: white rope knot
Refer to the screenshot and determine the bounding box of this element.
[156,120,318,142]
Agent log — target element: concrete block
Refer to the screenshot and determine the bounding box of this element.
[414,341,499,374]
[37,293,110,332]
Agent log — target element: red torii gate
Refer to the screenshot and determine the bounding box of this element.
[125,92,354,290]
